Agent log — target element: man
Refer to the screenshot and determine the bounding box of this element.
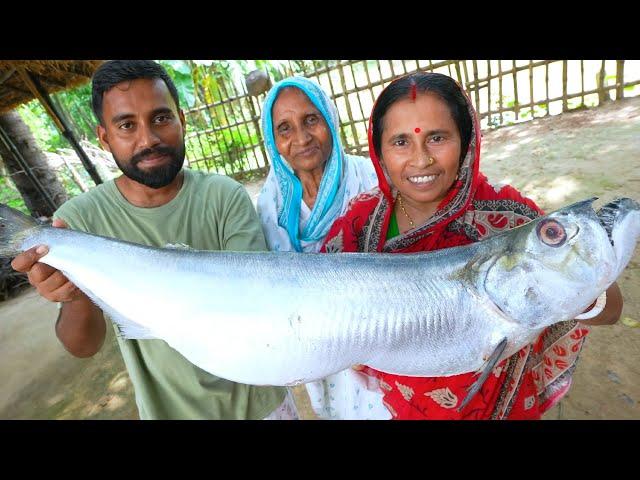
[11,60,293,419]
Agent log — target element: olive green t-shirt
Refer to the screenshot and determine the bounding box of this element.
[54,168,285,419]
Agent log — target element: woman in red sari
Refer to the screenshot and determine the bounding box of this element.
[320,72,623,420]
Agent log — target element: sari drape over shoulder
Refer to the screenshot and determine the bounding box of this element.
[256,76,388,419]
[321,75,589,419]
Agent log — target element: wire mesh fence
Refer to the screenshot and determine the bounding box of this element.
[2,60,640,212]
[183,60,640,177]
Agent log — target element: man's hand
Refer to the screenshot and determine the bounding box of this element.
[10,219,80,303]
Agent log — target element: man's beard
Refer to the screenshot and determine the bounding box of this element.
[114,143,186,189]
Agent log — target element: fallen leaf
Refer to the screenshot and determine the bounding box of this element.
[621,317,640,328]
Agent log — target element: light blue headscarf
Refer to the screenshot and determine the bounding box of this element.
[261,76,347,252]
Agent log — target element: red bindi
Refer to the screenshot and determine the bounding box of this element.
[414,127,421,133]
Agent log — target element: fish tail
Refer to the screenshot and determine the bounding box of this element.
[0,203,40,257]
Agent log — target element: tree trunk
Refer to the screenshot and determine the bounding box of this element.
[0,110,67,217]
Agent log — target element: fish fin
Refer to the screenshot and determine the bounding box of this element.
[110,313,158,340]
[457,337,508,413]
[0,203,41,256]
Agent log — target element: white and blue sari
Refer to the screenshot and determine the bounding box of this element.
[257,76,390,420]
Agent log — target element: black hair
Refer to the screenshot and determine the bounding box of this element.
[91,60,180,125]
[371,72,472,162]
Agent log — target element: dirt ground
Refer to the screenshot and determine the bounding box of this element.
[1,97,639,420]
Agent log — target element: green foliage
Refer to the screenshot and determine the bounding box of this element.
[56,168,86,199]
[519,104,550,120]
[185,125,260,174]
[158,60,196,109]
[17,101,65,152]
[52,83,97,143]
[17,82,97,153]
[0,174,29,214]
[503,98,518,109]
[624,84,640,95]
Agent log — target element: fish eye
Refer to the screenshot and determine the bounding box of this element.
[536,219,567,247]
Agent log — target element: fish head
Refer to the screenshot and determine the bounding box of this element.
[480,197,640,329]
[596,197,640,280]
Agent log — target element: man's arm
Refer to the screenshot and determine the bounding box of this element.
[11,219,106,357]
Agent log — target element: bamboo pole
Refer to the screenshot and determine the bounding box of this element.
[362,60,377,105]
[498,60,504,125]
[323,62,350,150]
[454,61,463,85]
[337,64,359,149]
[61,156,89,192]
[246,96,268,168]
[14,67,102,185]
[562,60,568,112]
[512,60,519,120]
[487,60,492,124]
[545,62,550,115]
[472,60,480,113]
[464,60,551,87]
[227,76,261,171]
[616,60,625,100]
[462,60,470,92]
[597,60,608,104]
[479,82,640,118]
[580,60,585,107]
[529,61,534,117]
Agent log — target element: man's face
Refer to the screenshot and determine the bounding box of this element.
[97,78,186,189]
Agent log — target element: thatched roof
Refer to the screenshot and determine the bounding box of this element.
[0,60,103,114]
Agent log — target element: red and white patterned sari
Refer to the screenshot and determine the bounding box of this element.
[320,78,589,419]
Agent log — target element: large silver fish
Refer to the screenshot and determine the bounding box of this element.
[1,198,638,396]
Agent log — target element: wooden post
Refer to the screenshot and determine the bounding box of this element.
[498,60,504,125]
[15,67,103,185]
[487,60,492,124]
[472,61,480,113]
[562,60,568,112]
[512,60,520,120]
[529,61,534,117]
[597,60,609,104]
[616,60,625,100]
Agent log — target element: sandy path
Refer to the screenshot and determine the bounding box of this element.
[1,97,638,419]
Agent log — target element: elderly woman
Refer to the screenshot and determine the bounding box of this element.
[257,76,390,419]
[321,72,623,419]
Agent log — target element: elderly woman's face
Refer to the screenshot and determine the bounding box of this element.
[272,87,333,176]
[380,92,461,211]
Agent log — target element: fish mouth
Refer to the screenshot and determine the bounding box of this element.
[596,198,640,247]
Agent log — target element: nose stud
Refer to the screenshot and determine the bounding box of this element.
[427,157,435,166]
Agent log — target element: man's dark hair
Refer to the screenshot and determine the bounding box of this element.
[371,72,472,163]
[91,60,181,125]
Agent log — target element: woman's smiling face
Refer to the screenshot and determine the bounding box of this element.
[380,91,461,213]
[271,87,333,177]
